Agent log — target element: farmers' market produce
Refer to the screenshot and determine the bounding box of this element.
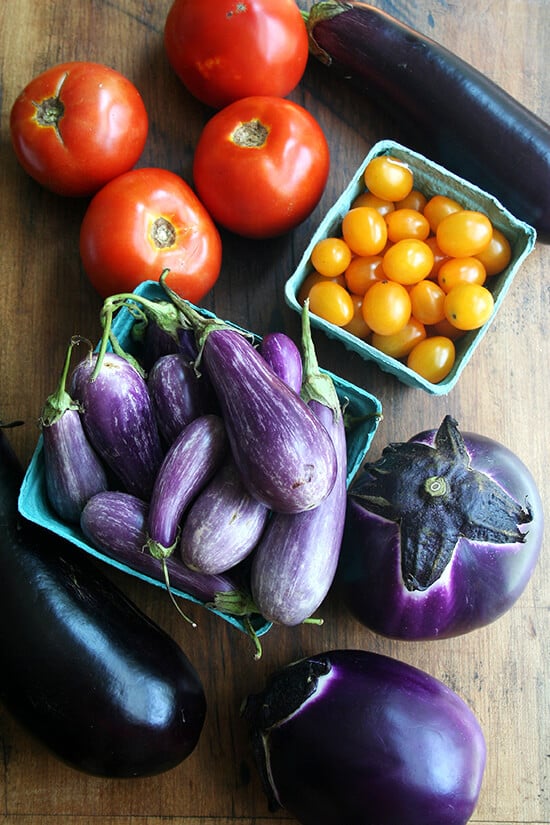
[303,0,550,239]
[243,648,486,825]
[0,425,206,777]
[259,332,303,395]
[10,61,148,197]
[340,416,544,639]
[164,0,309,109]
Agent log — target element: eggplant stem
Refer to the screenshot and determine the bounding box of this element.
[40,335,88,426]
[160,558,197,628]
[303,616,324,626]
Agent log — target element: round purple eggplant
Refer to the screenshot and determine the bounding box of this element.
[259,331,303,394]
[40,338,108,523]
[340,415,544,640]
[243,649,486,825]
[148,353,217,445]
[70,351,164,500]
[158,282,338,514]
[179,457,269,575]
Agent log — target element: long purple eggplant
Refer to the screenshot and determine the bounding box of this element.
[148,353,217,445]
[70,350,164,499]
[304,0,550,239]
[40,338,108,523]
[179,457,269,575]
[146,414,227,560]
[259,332,303,394]
[160,277,337,514]
[248,304,347,626]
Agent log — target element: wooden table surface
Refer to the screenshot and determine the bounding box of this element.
[0,1,548,824]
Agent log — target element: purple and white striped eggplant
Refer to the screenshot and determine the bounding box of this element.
[80,490,242,605]
[148,353,217,445]
[40,338,108,523]
[180,457,269,575]
[146,414,227,560]
[249,304,347,625]
[70,351,164,500]
[159,280,337,514]
[259,332,303,394]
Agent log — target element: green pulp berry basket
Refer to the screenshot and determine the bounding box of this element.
[285,140,537,395]
[19,281,382,640]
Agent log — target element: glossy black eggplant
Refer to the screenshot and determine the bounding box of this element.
[40,338,108,523]
[179,457,269,575]
[160,280,338,514]
[304,1,550,239]
[70,351,164,499]
[146,414,227,559]
[249,306,347,625]
[259,331,303,394]
[0,426,206,778]
[243,649,486,825]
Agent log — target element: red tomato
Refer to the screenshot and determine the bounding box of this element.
[192,96,330,239]
[10,62,148,197]
[164,0,308,109]
[79,168,222,302]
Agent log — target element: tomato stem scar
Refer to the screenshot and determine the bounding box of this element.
[151,217,177,248]
[231,118,269,148]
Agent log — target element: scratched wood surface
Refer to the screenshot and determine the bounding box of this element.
[0,1,548,823]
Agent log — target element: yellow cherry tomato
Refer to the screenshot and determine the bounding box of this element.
[351,192,395,216]
[437,256,487,292]
[409,279,446,325]
[342,207,388,256]
[311,237,353,277]
[361,280,411,336]
[308,280,355,326]
[407,336,456,383]
[444,283,494,330]
[382,238,435,285]
[342,293,371,339]
[364,155,414,201]
[385,208,431,242]
[371,317,426,359]
[344,255,385,295]
[436,210,493,257]
[475,227,512,276]
[298,271,345,304]
[395,189,428,212]
[423,194,463,232]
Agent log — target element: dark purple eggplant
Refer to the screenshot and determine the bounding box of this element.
[70,350,164,499]
[40,338,108,523]
[340,415,543,640]
[243,649,486,825]
[259,331,303,394]
[148,353,217,445]
[248,304,347,625]
[304,1,550,239]
[159,279,338,514]
[0,425,206,778]
[179,457,269,575]
[146,414,227,559]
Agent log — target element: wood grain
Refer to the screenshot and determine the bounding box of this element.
[0,1,548,823]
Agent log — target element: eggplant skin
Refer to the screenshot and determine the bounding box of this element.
[0,430,206,778]
[243,649,486,825]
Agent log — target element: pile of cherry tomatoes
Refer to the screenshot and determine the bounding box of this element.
[301,155,512,384]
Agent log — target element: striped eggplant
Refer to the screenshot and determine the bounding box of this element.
[179,457,270,575]
[259,332,303,394]
[249,304,347,625]
[160,278,338,514]
[146,414,227,560]
[70,351,164,499]
[40,338,108,522]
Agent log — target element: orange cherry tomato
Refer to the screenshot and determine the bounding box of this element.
[364,155,414,202]
[437,257,487,292]
[382,239,435,285]
[308,280,355,326]
[444,283,494,330]
[423,194,463,233]
[430,317,467,341]
[385,208,430,242]
[342,294,371,339]
[351,192,395,216]
[475,227,512,275]
[409,279,446,325]
[424,235,450,279]
[436,210,493,257]
[311,237,353,277]
[371,317,426,359]
[298,271,346,304]
[361,280,411,336]
[344,255,385,295]
[407,336,456,383]
[395,189,428,212]
[342,207,388,256]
